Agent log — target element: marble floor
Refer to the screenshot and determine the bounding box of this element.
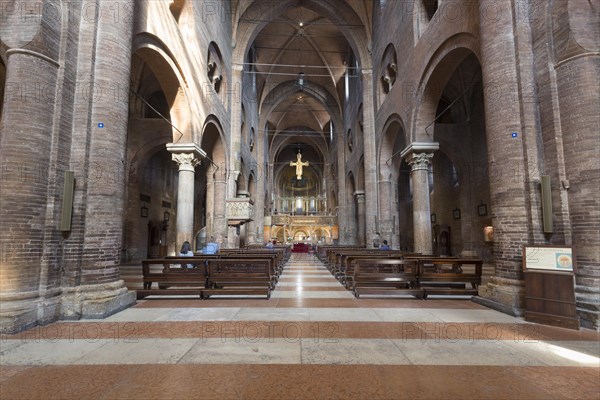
[1,255,599,399]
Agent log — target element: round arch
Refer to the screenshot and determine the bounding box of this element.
[379,114,407,180]
[132,37,193,143]
[411,33,481,143]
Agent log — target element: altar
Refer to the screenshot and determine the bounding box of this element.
[291,243,311,253]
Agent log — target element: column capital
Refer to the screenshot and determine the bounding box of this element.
[354,190,366,201]
[406,153,434,172]
[171,153,201,172]
[400,142,439,158]
[167,143,206,156]
[401,142,439,172]
[167,143,205,172]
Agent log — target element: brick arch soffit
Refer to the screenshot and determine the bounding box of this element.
[378,114,407,180]
[200,114,229,173]
[127,137,172,183]
[236,160,258,194]
[232,0,372,69]
[258,73,342,116]
[356,156,365,192]
[258,80,342,138]
[410,32,481,144]
[269,134,328,167]
[132,35,193,143]
[431,138,469,188]
[346,171,356,192]
[247,170,257,194]
[261,90,338,166]
[236,161,247,192]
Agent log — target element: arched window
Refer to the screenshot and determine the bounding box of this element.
[380,44,397,97]
[208,42,224,93]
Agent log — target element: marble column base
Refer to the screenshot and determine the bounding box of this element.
[0,281,134,334]
[575,285,600,330]
[0,291,53,334]
[60,280,135,320]
[227,226,240,249]
[473,276,526,317]
[246,232,258,245]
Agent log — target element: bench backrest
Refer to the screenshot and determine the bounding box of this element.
[142,258,211,274]
[353,259,419,275]
[207,259,271,275]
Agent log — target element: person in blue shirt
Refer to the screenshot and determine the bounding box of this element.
[379,240,391,250]
[178,241,194,269]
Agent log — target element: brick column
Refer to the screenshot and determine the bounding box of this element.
[354,191,366,246]
[0,49,59,333]
[205,168,215,238]
[213,168,228,247]
[551,5,600,328]
[361,69,379,247]
[378,179,394,247]
[61,0,136,320]
[168,144,205,249]
[474,0,531,316]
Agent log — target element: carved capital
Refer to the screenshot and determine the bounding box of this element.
[407,153,433,172]
[354,190,366,202]
[172,153,201,172]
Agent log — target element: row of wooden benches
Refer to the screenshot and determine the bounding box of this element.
[316,245,483,298]
[137,246,291,300]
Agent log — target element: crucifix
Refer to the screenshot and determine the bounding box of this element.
[290,152,309,180]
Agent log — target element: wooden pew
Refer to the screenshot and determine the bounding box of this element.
[414,257,483,296]
[340,252,418,287]
[352,259,424,299]
[220,250,283,278]
[203,259,272,299]
[138,257,209,299]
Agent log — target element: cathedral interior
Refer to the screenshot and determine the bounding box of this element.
[0,1,599,398]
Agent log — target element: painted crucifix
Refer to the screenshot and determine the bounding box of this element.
[290,152,309,180]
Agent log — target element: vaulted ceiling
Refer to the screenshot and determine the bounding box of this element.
[245,2,365,164]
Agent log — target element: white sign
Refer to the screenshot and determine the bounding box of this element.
[523,246,574,272]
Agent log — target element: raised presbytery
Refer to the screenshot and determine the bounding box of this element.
[0,1,598,398]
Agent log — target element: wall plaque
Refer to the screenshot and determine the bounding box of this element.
[523,245,574,272]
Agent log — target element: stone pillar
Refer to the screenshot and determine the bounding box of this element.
[354,191,366,246]
[550,1,600,328]
[0,48,60,333]
[213,168,228,247]
[378,180,394,246]
[474,0,532,316]
[61,0,137,321]
[168,144,205,248]
[205,169,215,238]
[406,153,434,254]
[361,69,379,247]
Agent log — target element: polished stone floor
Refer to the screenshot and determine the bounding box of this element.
[1,255,599,399]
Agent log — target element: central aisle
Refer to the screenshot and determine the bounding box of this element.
[271,254,356,300]
[1,254,598,399]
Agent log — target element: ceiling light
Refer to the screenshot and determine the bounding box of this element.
[299,22,304,27]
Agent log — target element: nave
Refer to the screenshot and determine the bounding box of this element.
[1,255,599,399]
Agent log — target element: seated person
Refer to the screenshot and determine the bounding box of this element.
[178,241,194,269]
[379,240,391,250]
[265,241,274,248]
